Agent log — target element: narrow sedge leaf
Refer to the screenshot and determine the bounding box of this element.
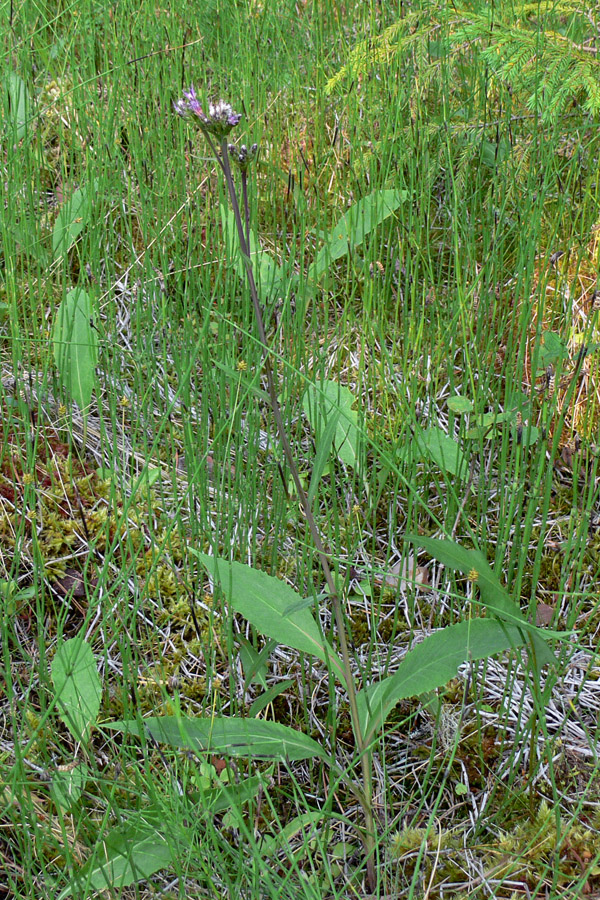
[309,188,407,280]
[51,638,101,743]
[52,288,98,414]
[358,619,528,741]
[107,715,329,762]
[192,553,347,686]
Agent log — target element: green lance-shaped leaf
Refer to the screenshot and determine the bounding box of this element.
[307,409,340,509]
[107,715,328,762]
[248,679,295,719]
[52,181,96,258]
[3,72,31,142]
[303,379,361,471]
[399,426,469,478]
[358,619,529,742]
[51,637,102,743]
[308,188,408,281]
[447,395,474,414]
[52,287,98,415]
[237,635,273,689]
[51,762,89,810]
[198,775,263,815]
[406,537,563,667]
[192,552,347,688]
[259,810,326,857]
[57,815,180,900]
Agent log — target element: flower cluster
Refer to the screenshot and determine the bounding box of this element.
[174,86,241,138]
[227,142,259,172]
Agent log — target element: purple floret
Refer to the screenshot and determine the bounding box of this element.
[174,88,241,137]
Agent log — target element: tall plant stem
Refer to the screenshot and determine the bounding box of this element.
[214,136,376,892]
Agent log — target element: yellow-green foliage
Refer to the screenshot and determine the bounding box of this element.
[325,1,600,210]
[0,413,193,621]
[389,826,430,858]
[494,800,600,884]
[327,2,600,124]
[388,824,466,885]
[389,801,599,890]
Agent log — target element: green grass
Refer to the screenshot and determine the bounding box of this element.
[2,0,600,897]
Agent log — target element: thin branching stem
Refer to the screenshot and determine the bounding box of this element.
[211,133,377,891]
[241,171,251,250]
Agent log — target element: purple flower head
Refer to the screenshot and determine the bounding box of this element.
[182,85,205,118]
[173,98,188,117]
[174,87,241,138]
[208,100,242,130]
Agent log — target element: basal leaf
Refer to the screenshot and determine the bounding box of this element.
[309,188,407,280]
[516,423,540,447]
[237,636,273,689]
[9,219,48,265]
[401,426,469,478]
[303,379,361,470]
[447,396,473,414]
[248,680,295,718]
[480,137,510,168]
[259,810,325,856]
[107,715,328,762]
[51,638,102,743]
[4,72,30,141]
[193,553,347,686]
[199,775,262,815]
[466,408,517,439]
[52,288,98,414]
[57,816,178,899]
[52,182,96,258]
[358,619,528,741]
[539,330,569,370]
[51,762,89,810]
[406,537,561,667]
